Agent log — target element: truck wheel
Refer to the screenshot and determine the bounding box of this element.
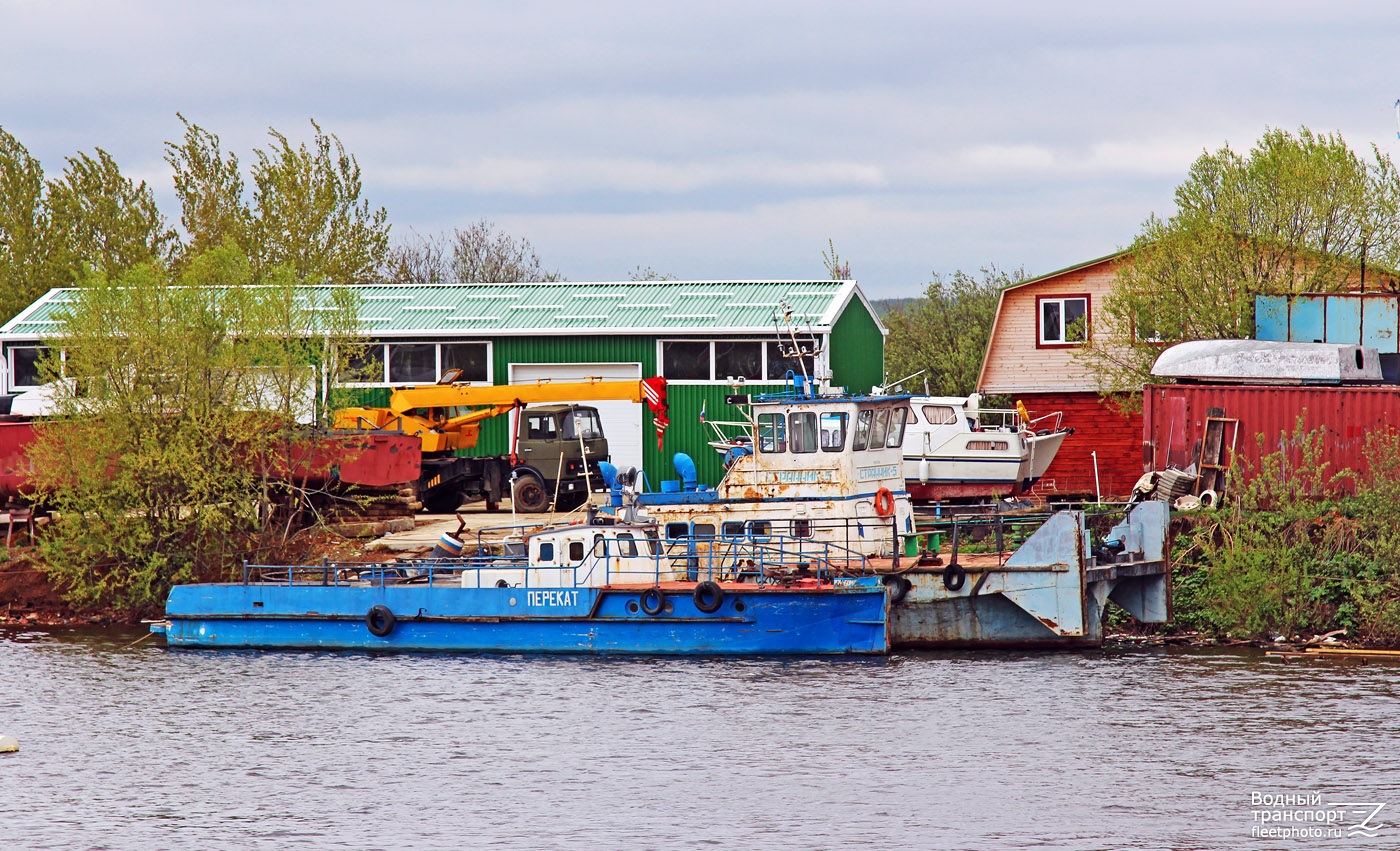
[512,474,549,513]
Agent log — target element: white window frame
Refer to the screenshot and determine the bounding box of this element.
[1037,296,1089,347]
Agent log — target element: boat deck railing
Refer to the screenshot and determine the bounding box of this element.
[240,529,872,590]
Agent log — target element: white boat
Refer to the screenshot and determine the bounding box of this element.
[900,394,1071,503]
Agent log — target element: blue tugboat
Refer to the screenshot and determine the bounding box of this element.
[154,510,889,655]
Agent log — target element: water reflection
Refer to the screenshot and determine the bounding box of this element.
[4,630,1400,849]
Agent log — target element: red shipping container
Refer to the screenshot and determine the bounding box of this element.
[1142,383,1400,495]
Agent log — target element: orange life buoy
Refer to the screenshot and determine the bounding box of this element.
[874,487,895,517]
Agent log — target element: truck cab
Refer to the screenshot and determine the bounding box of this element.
[510,404,610,512]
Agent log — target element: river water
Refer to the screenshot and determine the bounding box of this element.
[3,629,1399,850]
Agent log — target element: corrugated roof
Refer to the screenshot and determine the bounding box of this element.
[1,280,861,339]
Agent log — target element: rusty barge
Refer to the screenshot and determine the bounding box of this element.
[600,368,1171,650]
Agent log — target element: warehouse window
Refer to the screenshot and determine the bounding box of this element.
[765,341,815,381]
[1037,295,1089,347]
[661,340,710,380]
[660,339,819,382]
[8,346,49,389]
[342,341,490,385]
[714,341,763,380]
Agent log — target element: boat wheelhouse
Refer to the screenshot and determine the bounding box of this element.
[621,381,916,560]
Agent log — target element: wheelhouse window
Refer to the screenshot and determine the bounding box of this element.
[852,410,873,451]
[615,533,638,557]
[886,408,909,447]
[869,408,890,449]
[757,413,787,453]
[789,412,818,454]
[820,412,847,451]
[1038,296,1089,346]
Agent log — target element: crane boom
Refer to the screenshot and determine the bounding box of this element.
[389,377,655,415]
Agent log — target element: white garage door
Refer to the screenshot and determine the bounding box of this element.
[507,362,645,472]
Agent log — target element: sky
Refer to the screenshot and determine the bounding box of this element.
[3,1,1399,300]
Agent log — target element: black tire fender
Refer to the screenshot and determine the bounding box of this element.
[366,604,396,637]
[693,580,725,613]
[943,564,967,592]
[883,575,913,604]
[640,586,666,616]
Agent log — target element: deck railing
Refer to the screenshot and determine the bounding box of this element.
[240,525,871,590]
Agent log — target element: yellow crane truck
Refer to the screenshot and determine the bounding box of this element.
[333,371,668,513]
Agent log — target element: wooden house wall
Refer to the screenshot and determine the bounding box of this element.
[978,259,1123,395]
[1018,391,1143,500]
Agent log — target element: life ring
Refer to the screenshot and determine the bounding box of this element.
[640,586,666,616]
[883,574,913,604]
[693,581,725,613]
[873,488,896,517]
[942,564,967,592]
[366,604,396,637]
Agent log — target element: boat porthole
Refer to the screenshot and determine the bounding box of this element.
[733,599,746,613]
[640,587,666,616]
[627,601,639,614]
[365,604,396,637]
[943,565,967,592]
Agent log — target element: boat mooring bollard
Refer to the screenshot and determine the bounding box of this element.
[0,735,18,753]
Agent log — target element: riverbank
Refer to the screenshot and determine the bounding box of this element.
[0,504,549,626]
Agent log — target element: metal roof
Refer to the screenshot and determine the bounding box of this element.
[1,280,870,340]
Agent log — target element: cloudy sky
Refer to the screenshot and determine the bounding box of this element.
[3,1,1398,298]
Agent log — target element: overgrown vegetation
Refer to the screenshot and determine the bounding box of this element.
[1,119,383,615]
[881,266,1019,396]
[1171,426,1400,644]
[1078,127,1400,403]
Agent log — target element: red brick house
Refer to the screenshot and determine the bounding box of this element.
[976,251,1143,500]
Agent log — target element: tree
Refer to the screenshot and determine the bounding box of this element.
[27,246,365,614]
[0,127,56,323]
[1080,127,1400,397]
[165,115,251,263]
[46,148,177,279]
[248,121,390,284]
[166,117,391,285]
[382,219,561,283]
[882,267,1017,396]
